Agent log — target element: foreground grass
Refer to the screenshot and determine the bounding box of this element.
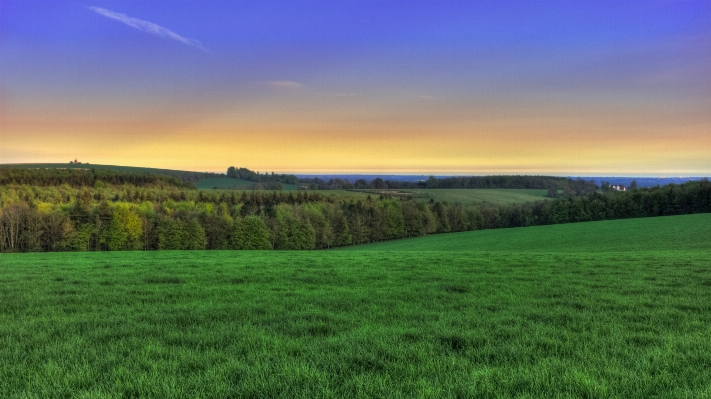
[343,213,711,252]
[2,248,711,398]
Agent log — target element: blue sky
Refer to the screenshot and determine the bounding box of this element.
[1,1,710,175]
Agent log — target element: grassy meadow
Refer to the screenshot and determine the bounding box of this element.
[342,213,711,252]
[2,214,711,398]
[409,188,551,205]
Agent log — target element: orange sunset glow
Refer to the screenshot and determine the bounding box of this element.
[1,1,710,176]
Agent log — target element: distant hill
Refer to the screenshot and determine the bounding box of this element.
[302,174,710,187]
[0,163,223,183]
[0,167,195,189]
[0,163,305,190]
[296,174,444,182]
[572,176,709,189]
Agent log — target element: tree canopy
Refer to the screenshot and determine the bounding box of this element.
[1,177,709,252]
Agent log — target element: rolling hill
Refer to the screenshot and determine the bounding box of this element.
[0,163,221,183]
[2,213,710,396]
[340,213,711,252]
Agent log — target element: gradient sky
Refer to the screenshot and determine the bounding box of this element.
[1,1,710,175]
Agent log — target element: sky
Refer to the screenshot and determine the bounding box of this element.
[1,1,710,176]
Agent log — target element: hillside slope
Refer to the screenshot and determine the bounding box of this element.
[340,213,711,252]
[0,163,220,183]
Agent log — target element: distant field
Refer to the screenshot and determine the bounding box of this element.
[195,177,260,190]
[342,213,711,252]
[319,188,551,204]
[2,214,711,397]
[410,188,550,204]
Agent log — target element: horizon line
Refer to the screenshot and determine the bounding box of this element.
[1,163,710,178]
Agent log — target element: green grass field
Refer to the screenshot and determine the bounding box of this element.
[342,213,711,252]
[2,214,710,398]
[410,188,551,205]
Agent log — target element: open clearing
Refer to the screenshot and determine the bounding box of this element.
[2,214,710,398]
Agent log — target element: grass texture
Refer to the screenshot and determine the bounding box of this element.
[2,214,711,398]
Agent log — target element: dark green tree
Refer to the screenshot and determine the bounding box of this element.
[157,217,183,250]
[240,215,272,250]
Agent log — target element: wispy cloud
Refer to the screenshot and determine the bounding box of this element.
[317,92,358,97]
[89,6,207,51]
[265,81,304,89]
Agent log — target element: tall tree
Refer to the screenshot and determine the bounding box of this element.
[240,216,272,250]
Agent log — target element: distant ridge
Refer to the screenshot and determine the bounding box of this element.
[0,163,223,183]
[569,176,708,189]
[298,174,709,188]
[295,174,448,182]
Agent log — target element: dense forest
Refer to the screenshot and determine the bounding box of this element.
[297,175,597,196]
[224,166,596,194]
[1,164,599,195]
[1,167,708,252]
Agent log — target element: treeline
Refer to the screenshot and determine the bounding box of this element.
[0,180,708,252]
[149,170,222,184]
[0,164,223,184]
[421,176,597,195]
[0,168,195,189]
[0,183,341,208]
[481,180,711,228]
[227,167,298,184]
[297,175,596,196]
